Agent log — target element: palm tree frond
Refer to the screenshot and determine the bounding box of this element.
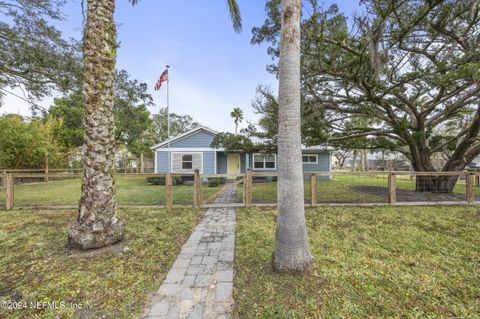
[226,0,242,33]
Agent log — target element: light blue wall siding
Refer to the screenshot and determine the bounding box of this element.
[217,152,227,174]
[302,153,331,180]
[159,130,215,148]
[240,153,247,173]
[155,151,216,174]
[156,151,170,173]
[302,153,330,172]
[203,151,215,175]
[244,152,331,174]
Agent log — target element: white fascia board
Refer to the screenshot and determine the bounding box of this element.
[156,148,225,152]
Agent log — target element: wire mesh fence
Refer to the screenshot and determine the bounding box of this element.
[1,170,479,209]
[239,171,478,206]
[0,171,225,209]
[314,173,390,204]
[251,176,277,204]
[394,172,470,204]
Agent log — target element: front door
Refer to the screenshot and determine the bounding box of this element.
[227,153,240,177]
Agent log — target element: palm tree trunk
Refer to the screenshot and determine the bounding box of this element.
[68,0,124,250]
[362,149,367,171]
[273,0,314,273]
[352,149,358,172]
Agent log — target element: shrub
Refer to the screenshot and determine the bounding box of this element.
[146,176,183,185]
[146,176,165,185]
[207,176,226,187]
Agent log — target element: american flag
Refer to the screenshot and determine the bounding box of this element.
[154,69,169,91]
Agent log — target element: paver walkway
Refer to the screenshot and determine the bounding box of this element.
[143,183,237,319]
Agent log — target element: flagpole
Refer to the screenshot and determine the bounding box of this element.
[166,65,170,173]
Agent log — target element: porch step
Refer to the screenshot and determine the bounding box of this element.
[226,178,237,183]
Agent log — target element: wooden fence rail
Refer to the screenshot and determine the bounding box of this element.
[1,170,479,210]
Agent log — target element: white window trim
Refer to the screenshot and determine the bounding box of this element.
[181,154,194,170]
[171,152,203,173]
[302,154,318,164]
[252,153,277,170]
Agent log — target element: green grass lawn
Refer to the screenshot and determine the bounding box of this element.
[0,208,203,318]
[234,206,480,318]
[0,176,223,207]
[235,175,477,204]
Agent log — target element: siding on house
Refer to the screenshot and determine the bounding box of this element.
[154,128,218,174]
[156,152,170,173]
[160,130,215,148]
[171,152,202,173]
[152,127,332,177]
[302,152,331,180]
[203,151,216,175]
[245,151,331,180]
[246,152,330,172]
[217,152,227,174]
[240,153,247,173]
[302,153,331,172]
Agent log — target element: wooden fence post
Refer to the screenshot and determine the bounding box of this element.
[194,170,202,208]
[388,172,396,205]
[310,173,317,207]
[466,173,475,204]
[244,169,252,207]
[165,173,172,209]
[6,174,14,210]
[1,170,6,188]
[44,152,49,183]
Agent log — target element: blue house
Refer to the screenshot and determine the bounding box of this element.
[151,126,332,178]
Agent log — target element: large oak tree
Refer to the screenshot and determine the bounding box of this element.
[253,0,480,192]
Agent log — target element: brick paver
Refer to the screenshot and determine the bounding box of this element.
[143,183,237,319]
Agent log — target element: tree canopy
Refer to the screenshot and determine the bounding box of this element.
[252,0,480,175]
[47,70,153,156]
[0,114,68,169]
[150,108,200,143]
[0,0,81,105]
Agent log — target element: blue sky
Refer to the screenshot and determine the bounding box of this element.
[2,0,360,133]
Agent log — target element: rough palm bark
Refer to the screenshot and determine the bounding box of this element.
[273,0,314,273]
[352,149,358,172]
[68,0,124,250]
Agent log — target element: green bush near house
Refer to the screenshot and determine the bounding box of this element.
[146,176,182,185]
[207,176,226,187]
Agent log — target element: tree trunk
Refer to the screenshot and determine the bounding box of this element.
[273,0,314,273]
[352,149,358,172]
[68,0,124,250]
[363,149,368,171]
[415,175,459,193]
[409,143,462,193]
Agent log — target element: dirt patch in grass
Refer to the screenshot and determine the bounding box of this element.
[0,208,203,318]
[234,206,480,318]
[352,185,467,202]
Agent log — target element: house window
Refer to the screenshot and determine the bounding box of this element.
[182,154,193,169]
[302,154,318,164]
[253,154,276,170]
